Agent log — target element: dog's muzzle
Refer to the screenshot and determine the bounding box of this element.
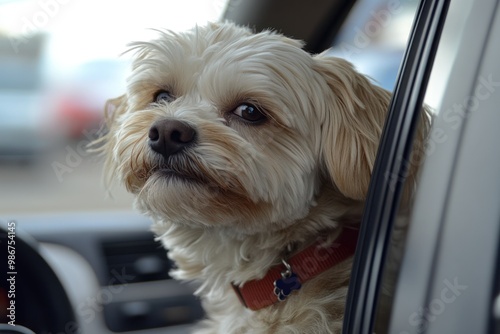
[148,119,197,159]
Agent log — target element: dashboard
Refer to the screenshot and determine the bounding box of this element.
[0,211,204,334]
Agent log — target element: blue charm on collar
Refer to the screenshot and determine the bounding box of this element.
[273,259,302,301]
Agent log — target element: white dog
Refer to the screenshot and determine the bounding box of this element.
[94,22,428,333]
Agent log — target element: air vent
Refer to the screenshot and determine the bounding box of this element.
[101,238,172,284]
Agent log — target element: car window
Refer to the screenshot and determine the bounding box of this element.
[370,1,498,333]
[339,0,454,333]
[329,0,419,91]
[385,1,500,333]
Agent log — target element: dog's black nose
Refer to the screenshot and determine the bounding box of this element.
[148,119,196,158]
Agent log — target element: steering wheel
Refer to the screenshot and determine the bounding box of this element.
[1,223,78,333]
[0,324,36,334]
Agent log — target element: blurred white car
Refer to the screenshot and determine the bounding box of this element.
[0,34,52,161]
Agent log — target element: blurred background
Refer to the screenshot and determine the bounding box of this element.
[0,0,419,215]
[0,0,228,213]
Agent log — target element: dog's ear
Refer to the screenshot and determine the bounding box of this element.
[313,55,392,200]
[103,94,128,131]
[88,95,128,186]
[89,95,128,150]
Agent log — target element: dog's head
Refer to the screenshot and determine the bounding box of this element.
[96,22,395,233]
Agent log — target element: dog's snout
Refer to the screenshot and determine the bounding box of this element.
[148,119,197,158]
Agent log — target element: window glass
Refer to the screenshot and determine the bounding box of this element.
[370,2,471,332]
[329,0,419,91]
[0,0,228,214]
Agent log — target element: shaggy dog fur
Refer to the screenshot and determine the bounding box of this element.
[94,22,429,333]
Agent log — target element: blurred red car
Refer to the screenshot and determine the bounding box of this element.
[52,59,129,139]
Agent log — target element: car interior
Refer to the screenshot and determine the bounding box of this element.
[1,0,499,333]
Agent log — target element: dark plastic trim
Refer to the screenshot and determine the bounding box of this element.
[223,0,357,53]
[0,223,79,333]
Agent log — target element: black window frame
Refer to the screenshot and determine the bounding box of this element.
[342,1,451,333]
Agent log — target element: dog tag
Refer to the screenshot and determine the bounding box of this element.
[273,259,302,301]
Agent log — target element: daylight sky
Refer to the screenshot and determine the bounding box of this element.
[0,0,228,72]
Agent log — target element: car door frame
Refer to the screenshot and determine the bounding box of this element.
[343,0,500,333]
[342,0,451,332]
[388,0,500,333]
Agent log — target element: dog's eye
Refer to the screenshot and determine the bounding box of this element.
[232,104,266,123]
[153,90,175,103]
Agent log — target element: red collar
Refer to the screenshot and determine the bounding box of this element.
[232,228,359,311]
